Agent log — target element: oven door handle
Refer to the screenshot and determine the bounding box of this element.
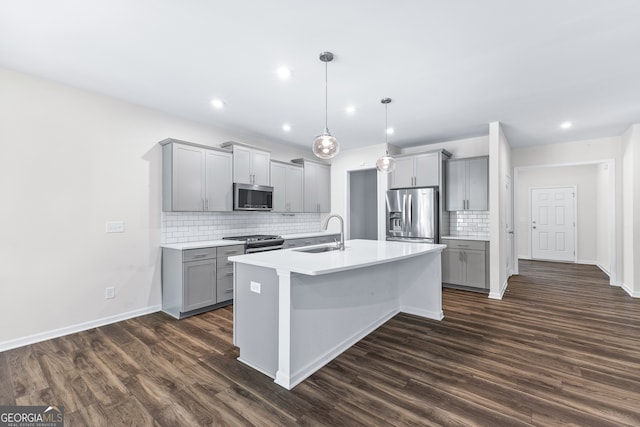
[245,245,284,254]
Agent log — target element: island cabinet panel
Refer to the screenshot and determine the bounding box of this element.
[162,244,244,319]
[445,156,488,211]
[161,139,233,212]
[271,161,304,212]
[441,238,489,290]
[230,239,445,390]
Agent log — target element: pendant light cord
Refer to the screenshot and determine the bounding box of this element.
[324,59,329,133]
[385,102,389,155]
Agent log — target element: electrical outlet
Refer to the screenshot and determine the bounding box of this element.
[250,281,261,294]
[105,287,115,299]
[105,221,125,233]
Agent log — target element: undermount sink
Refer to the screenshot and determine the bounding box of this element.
[295,246,341,254]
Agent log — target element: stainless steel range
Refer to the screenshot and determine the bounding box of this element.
[223,234,284,253]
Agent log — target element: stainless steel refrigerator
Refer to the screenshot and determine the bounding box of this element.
[386,187,438,243]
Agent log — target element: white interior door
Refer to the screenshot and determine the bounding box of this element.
[531,187,576,262]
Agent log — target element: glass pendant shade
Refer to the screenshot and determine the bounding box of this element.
[376,97,395,173]
[312,51,339,159]
[376,152,396,172]
[312,130,339,159]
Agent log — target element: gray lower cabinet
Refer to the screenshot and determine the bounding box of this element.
[441,239,489,290]
[283,234,340,249]
[162,244,244,318]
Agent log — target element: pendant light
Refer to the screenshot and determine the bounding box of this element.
[312,52,340,159]
[376,98,396,173]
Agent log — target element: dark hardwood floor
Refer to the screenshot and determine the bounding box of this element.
[2,260,639,426]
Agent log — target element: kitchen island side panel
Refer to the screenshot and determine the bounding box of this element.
[399,252,444,319]
[234,263,280,377]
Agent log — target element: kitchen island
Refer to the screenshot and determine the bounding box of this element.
[229,239,446,390]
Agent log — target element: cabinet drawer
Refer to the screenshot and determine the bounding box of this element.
[217,245,245,258]
[217,265,234,280]
[183,248,216,262]
[442,240,486,251]
[217,275,234,303]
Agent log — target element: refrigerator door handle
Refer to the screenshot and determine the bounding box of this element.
[402,193,407,233]
[408,193,413,232]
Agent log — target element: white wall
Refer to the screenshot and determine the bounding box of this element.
[400,135,489,159]
[596,163,612,273]
[621,125,639,296]
[0,67,311,349]
[516,165,599,263]
[512,136,623,287]
[488,122,512,299]
[327,144,389,239]
[329,136,492,239]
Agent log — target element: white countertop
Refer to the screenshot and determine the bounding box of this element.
[280,231,340,239]
[161,240,245,250]
[161,231,340,250]
[441,235,489,241]
[229,239,446,276]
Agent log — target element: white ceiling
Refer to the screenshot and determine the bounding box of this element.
[2,1,640,150]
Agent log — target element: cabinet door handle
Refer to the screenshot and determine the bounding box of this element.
[193,253,209,258]
[225,272,233,277]
[202,199,205,210]
[224,289,233,294]
[205,199,209,210]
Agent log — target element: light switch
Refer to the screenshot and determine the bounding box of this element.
[106,221,125,233]
[250,281,261,294]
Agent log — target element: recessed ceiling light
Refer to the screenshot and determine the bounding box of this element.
[345,105,356,114]
[211,99,224,109]
[276,67,292,79]
[386,127,395,135]
[282,123,291,132]
[561,121,572,129]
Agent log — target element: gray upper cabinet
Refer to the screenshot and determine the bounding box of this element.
[161,139,232,212]
[390,152,440,189]
[222,143,271,186]
[445,156,488,211]
[291,158,331,213]
[271,161,304,212]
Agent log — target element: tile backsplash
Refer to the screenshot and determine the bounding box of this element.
[161,212,321,243]
[448,211,490,237]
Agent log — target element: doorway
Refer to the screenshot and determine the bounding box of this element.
[530,186,577,262]
[348,169,378,240]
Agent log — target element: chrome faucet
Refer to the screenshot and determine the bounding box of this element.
[322,214,345,251]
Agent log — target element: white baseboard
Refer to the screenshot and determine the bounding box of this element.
[0,305,162,352]
[489,278,509,300]
[621,283,640,298]
[275,308,399,390]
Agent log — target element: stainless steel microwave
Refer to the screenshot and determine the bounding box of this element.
[233,183,273,211]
